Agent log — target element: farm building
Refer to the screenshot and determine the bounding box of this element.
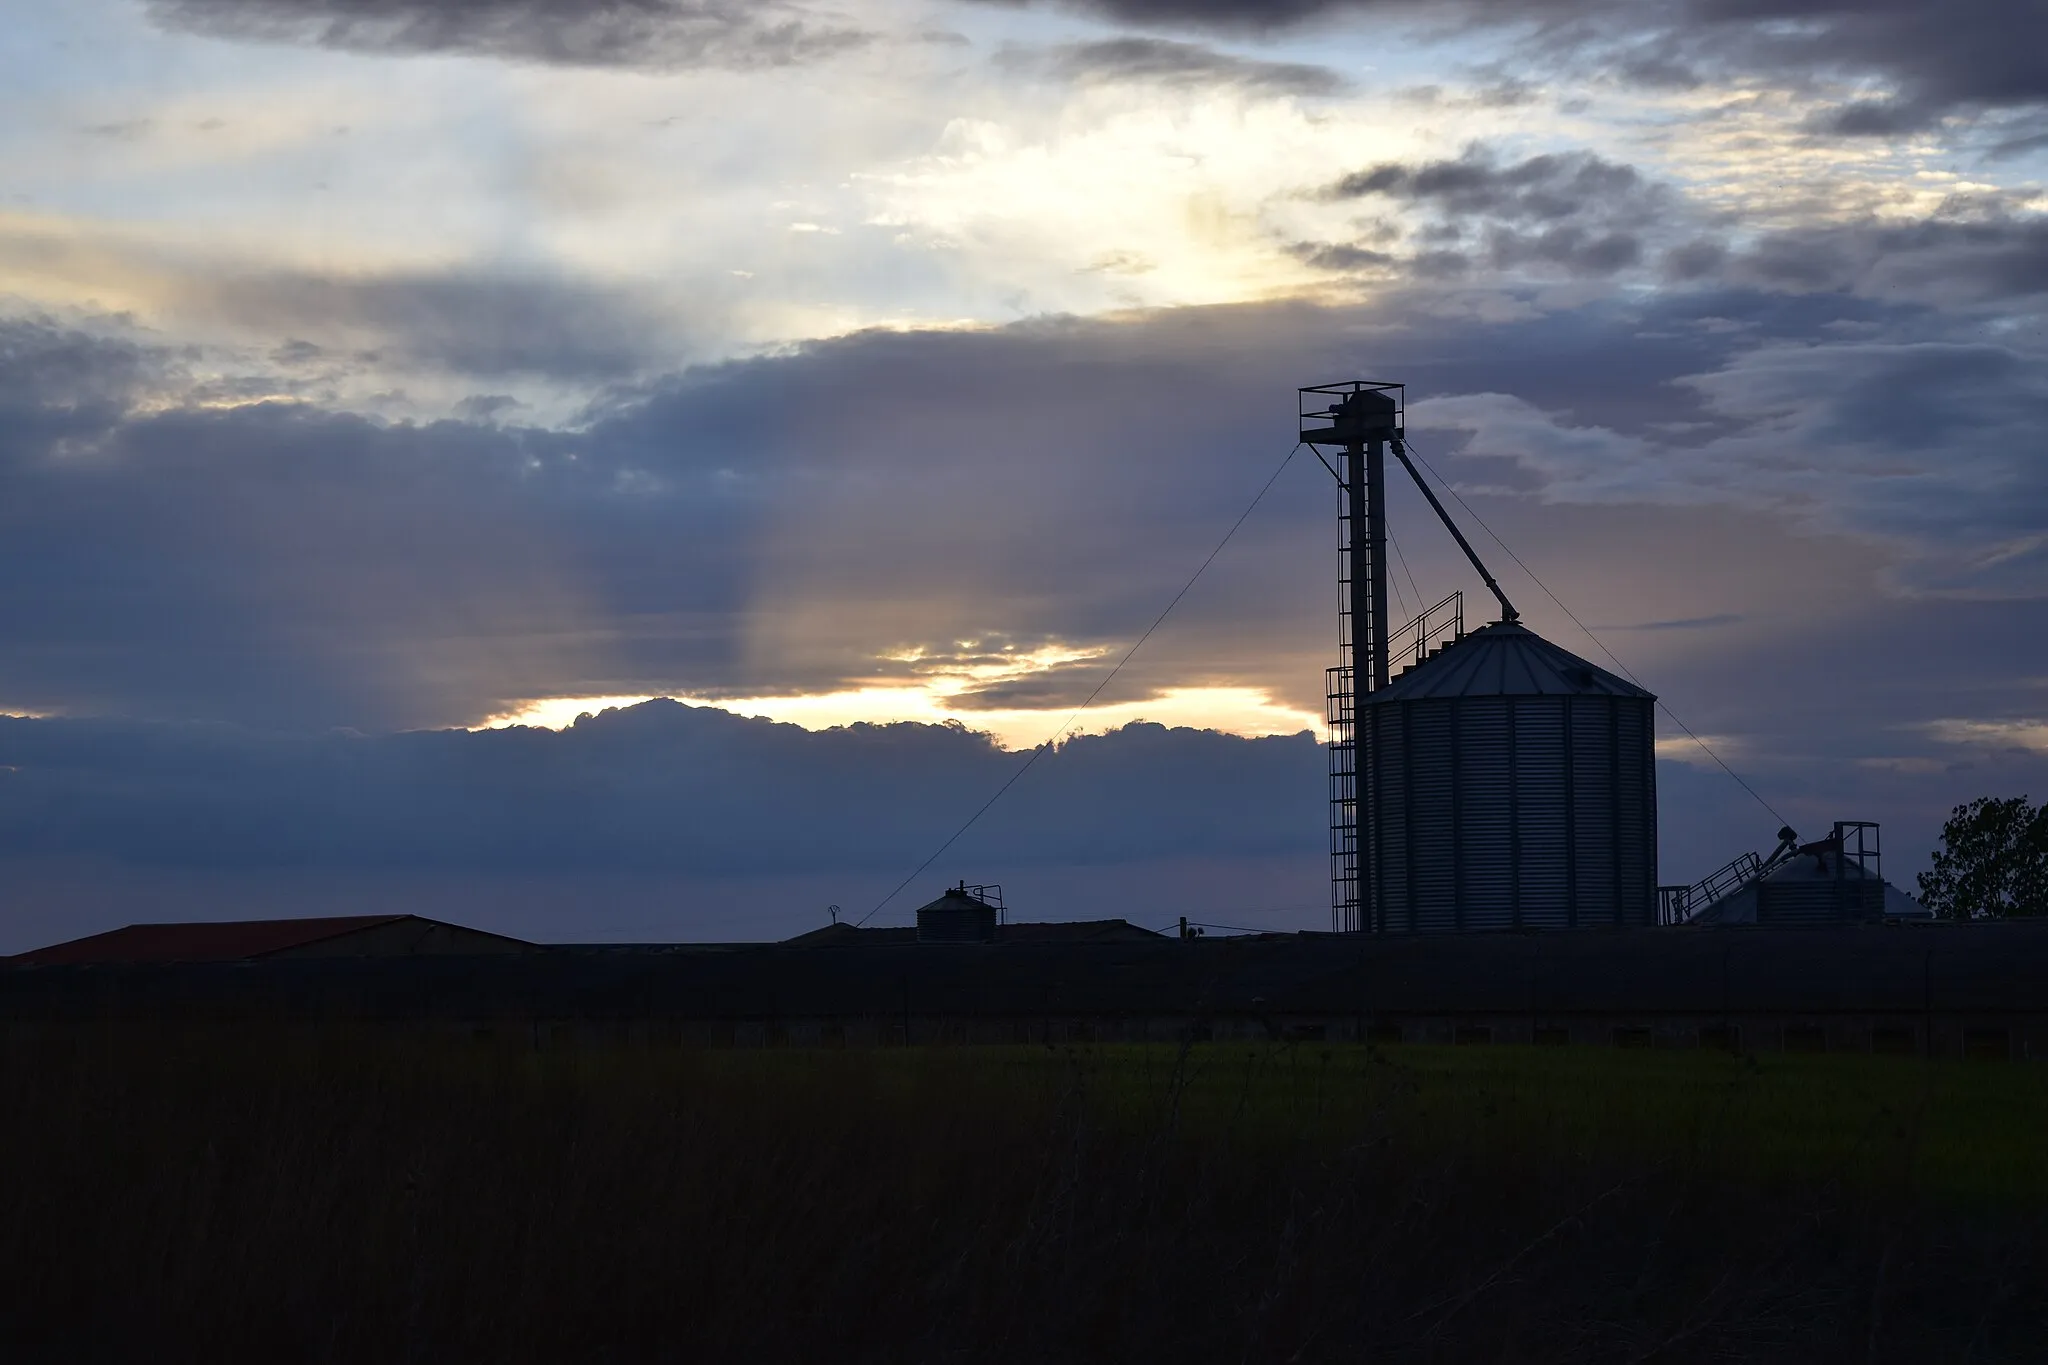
[8,914,533,966]
[786,918,1162,947]
[2,919,2045,1061]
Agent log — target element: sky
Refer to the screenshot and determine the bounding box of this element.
[3,0,2047,948]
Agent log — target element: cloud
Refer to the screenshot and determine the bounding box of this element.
[0,704,1324,874]
[0,292,1705,731]
[943,660,1121,711]
[1609,613,1743,631]
[0,705,1353,947]
[198,266,693,380]
[1298,148,1673,279]
[1726,208,2048,307]
[1318,150,1653,220]
[1722,0,2048,131]
[961,0,1362,28]
[0,315,165,425]
[146,0,872,70]
[9,296,2048,908]
[1007,37,1348,96]
[78,119,157,141]
[1286,242,1395,272]
[1416,335,2048,598]
[1922,718,2048,755]
[0,217,723,396]
[965,0,2048,130]
[3,220,2045,740]
[0,308,1326,731]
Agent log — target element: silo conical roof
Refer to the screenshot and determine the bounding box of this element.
[913,887,995,915]
[1363,621,1655,704]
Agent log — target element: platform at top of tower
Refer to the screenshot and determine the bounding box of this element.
[1365,620,1655,703]
[1301,385,1400,445]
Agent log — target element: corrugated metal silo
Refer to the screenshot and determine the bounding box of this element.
[915,885,999,943]
[1761,843,1884,929]
[1360,621,1658,931]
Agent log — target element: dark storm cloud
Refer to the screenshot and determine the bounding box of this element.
[9,295,2048,903]
[1302,149,1669,279]
[4,196,2045,736]
[0,316,163,426]
[1726,210,2048,304]
[1683,339,2048,598]
[1006,37,1347,95]
[1409,311,2048,603]
[147,0,870,69]
[966,0,2048,130]
[1713,0,2048,131]
[0,316,769,729]
[0,705,1322,873]
[0,295,1722,732]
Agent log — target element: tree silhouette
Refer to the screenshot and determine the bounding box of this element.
[1917,796,2048,919]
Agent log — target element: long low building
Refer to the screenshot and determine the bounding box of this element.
[6,914,535,965]
[3,920,2045,1060]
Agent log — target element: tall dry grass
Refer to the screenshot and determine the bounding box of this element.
[0,1028,2041,1363]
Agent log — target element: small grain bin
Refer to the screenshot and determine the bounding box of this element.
[1359,622,1658,932]
[1688,824,1919,925]
[915,883,999,943]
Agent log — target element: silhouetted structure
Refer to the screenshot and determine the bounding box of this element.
[1361,623,1657,931]
[3,921,2041,1060]
[1302,380,1656,931]
[788,919,1162,947]
[914,883,1001,943]
[10,914,532,966]
[1686,823,1927,925]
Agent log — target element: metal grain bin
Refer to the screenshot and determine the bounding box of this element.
[1754,855,1887,924]
[1360,622,1657,931]
[915,885,999,943]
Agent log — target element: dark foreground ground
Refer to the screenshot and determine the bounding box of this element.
[1,1033,2043,1364]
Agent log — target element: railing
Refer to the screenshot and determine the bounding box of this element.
[964,884,1006,926]
[1832,821,1881,888]
[1385,591,1463,676]
[1662,850,1765,923]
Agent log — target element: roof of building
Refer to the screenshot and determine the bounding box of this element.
[9,921,2048,1024]
[1364,620,1654,704]
[914,888,997,917]
[784,918,1162,947]
[1001,919,1165,943]
[12,914,459,966]
[1690,849,1932,925]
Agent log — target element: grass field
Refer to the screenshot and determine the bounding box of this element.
[2,1031,2043,1362]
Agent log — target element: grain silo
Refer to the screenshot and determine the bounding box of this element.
[915,883,1000,943]
[1301,381,1659,933]
[1359,623,1657,931]
[1686,823,1928,925]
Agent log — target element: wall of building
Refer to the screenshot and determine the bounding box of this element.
[6,923,2045,1062]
